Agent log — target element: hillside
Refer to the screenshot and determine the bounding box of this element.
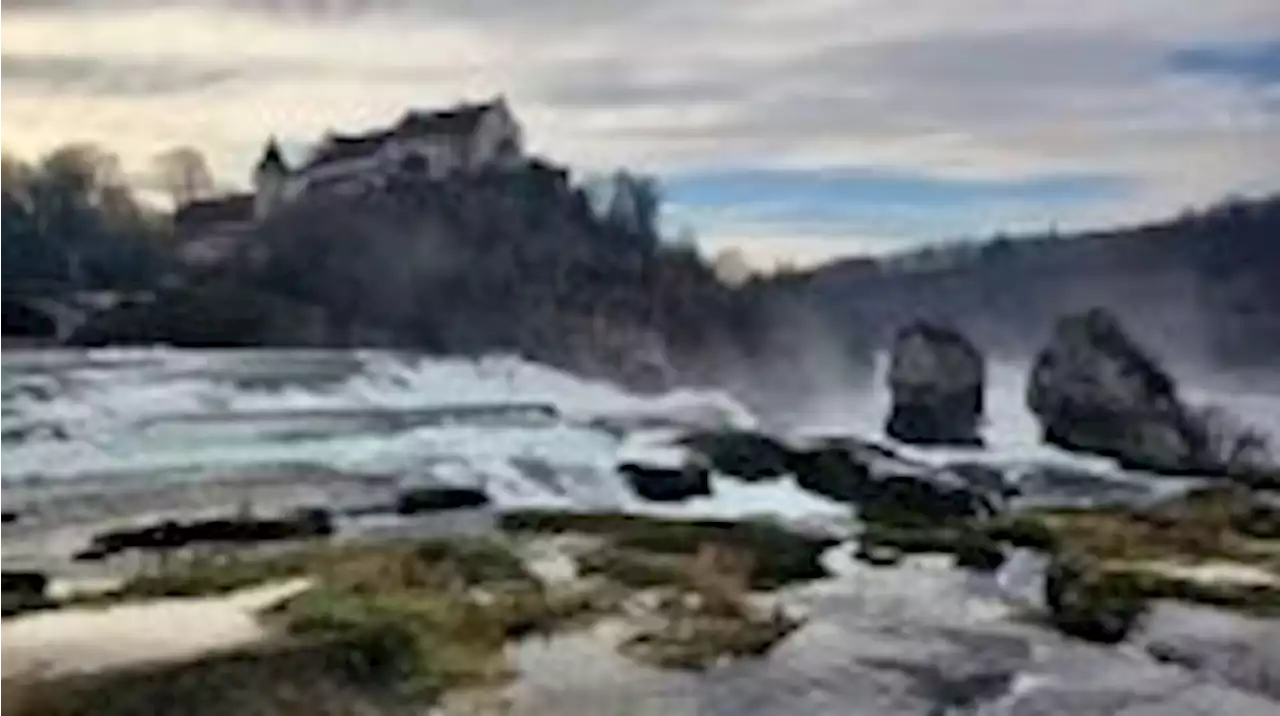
[797,196,1280,370]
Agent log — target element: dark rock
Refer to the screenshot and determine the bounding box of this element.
[2,570,50,617]
[790,444,873,502]
[855,543,904,566]
[1028,308,1232,475]
[885,322,985,446]
[953,538,1007,572]
[619,461,712,502]
[860,472,993,525]
[1,510,18,524]
[945,462,1019,499]
[77,510,336,559]
[2,571,48,596]
[1043,558,1145,644]
[790,442,990,522]
[679,430,792,481]
[395,487,491,514]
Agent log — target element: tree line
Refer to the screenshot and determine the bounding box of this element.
[1,143,223,293]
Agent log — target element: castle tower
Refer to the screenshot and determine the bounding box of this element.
[252,137,289,220]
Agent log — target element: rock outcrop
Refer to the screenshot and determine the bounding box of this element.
[73,509,334,561]
[2,570,51,616]
[788,440,991,522]
[679,430,792,482]
[1028,308,1208,474]
[619,460,712,502]
[395,486,491,514]
[886,322,985,445]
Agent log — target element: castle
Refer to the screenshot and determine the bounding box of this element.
[175,97,524,265]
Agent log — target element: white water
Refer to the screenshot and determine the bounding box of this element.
[4,349,1278,518]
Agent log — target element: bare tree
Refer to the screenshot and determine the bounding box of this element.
[153,146,214,207]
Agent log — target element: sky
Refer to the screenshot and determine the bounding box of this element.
[3,1,1279,269]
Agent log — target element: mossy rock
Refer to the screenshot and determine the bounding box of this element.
[576,547,691,589]
[499,511,836,589]
[858,523,1006,571]
[619,607,800,671]
[1044,559,1147,644]
[973,515,1060,551]
[3,635,425,716]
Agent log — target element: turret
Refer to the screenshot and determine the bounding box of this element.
[252,137,289,220]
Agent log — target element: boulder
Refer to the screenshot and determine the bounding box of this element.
[1027,308,1215,474]
[2,570,50,616]
[619,461,712,502]
[886,322,985,445]
[944,462,1020,500]
[858,473,993,525]
[789,444,873,502]
[1043,557,1145,644]
[395,486,491,514]
[679,430,792,481]
[789,443,990,522]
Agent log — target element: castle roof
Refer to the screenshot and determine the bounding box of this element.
[302,99,503,170]
[305,132,390,168]
[256,137,288,172]
[174,194,255,236]
[392,101,495,138]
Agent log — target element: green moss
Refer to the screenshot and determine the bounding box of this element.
[858,523,1006,571]
[499,510,835,589]
[1044,559,1147,644]
[3,635,422,716]
[576,547,691,589]
[619,605,800,671]
[974,515,1060,551]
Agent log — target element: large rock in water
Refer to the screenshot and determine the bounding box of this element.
[886,322,985,445]
[1028,308,1209,474]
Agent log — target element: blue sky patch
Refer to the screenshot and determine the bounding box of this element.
[662,167,1131,243]
[1169,40,1280,84]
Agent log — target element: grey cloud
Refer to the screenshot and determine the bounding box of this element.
[1,54,245,96]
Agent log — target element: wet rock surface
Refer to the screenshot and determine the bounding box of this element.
[620,462,713,502]
[679,431,792,482]
[72,509,334,561]
[1137,601,1280,701]
[885,322,985,446]
[1027,308,1253,476]
[395,486,491,514]
[2,570,51,617]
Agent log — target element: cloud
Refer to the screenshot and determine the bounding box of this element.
[1,53,246,96]
[2,0,1277,256]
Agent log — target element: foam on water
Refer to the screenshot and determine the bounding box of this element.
[2,349,795,522]
[4,348,1279,524]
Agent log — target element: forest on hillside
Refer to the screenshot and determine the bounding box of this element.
[800,195,1280,371]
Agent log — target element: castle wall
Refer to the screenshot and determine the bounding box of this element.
[255,103,525,214]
